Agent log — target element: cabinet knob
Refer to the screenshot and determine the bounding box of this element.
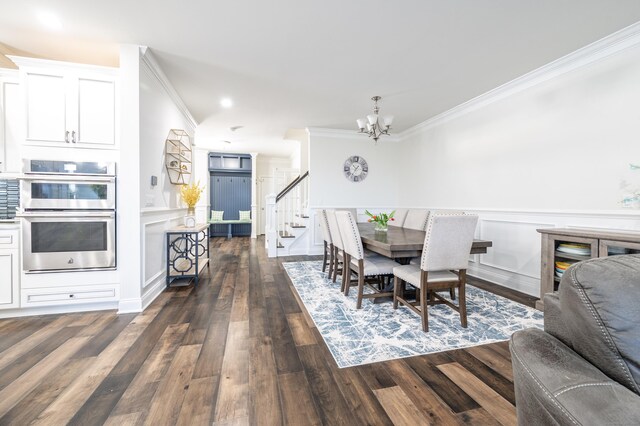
[71,131,77,143]
[69,294,75,298]
[65,131,70,143]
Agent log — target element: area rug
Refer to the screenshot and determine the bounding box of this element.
[282,260,543,368]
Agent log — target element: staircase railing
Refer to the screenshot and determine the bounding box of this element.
[266,172,310,257]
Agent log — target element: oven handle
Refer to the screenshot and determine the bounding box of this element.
[16,211,116,219]
[18,174,115,183]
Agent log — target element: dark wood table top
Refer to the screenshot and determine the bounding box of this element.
[358,223,492,259]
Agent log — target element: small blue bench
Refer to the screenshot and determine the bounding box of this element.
[208,219,252,238]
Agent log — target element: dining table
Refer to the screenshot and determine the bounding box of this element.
[358,222,492,260]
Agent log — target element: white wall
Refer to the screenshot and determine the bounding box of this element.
[388,37,640,297]
[308,129,403,208]
[304,33,640,299]
[399,44,640,212]
[139,60,196,209]
[119,46,198,312]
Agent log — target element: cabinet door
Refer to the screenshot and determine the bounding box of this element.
[25,72,68,143]
[0,250,19,309]
[76,77,116,146]
[2,80,22,172]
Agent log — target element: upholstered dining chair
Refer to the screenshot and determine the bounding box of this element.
[403,209,430,231]
[319,210,333,276]
[389,208,408,227]
[393,213,478,332]
[335,211,400,309]
[325,210,345,285]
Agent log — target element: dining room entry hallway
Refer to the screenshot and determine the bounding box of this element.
[0,236,528,425]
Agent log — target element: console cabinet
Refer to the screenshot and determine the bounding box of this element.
[537,228,640,310]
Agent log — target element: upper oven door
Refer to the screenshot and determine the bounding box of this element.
[24,159,116,176]
[20,175,116,210]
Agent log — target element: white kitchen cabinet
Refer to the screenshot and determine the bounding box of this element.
[0,69,21,172]
[0,229,20,310]
[12,57,118,149]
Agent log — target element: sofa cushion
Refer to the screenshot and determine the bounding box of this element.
[559,254,640,395]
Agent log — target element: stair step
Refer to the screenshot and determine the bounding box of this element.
[286,223,307,228]
[277,242,284,248]
[279,232,295,238]
[295,214,310,218]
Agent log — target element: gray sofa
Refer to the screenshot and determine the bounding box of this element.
[510,254,640,425]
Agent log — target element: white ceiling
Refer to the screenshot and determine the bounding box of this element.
[2,1,640,157]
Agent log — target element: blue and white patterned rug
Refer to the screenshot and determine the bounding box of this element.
[283,261,543,368]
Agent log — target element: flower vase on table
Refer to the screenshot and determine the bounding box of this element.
[365,210,395,232]
[180,181,204,228]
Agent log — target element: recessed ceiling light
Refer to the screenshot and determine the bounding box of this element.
[220,98,233,108]
[222,140,232,144]
[36,10,63,31]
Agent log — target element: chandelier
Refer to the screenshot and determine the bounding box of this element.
[356,96,394,142]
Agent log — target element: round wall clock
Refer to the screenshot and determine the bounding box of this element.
[344,155,368,182]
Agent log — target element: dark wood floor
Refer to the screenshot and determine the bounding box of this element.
[0,237,522,425]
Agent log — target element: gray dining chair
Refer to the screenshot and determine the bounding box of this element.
[393,213,478,332]
[389,208,408,227]
[336,211,400,308]
[403,209,430,231]
[325,210,345,285]
[319,209,333,276]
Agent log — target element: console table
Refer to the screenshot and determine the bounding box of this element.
[537,227,640,310]
[166,223,210,287]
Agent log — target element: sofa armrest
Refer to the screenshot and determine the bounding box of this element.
[543,292,572,348]
[510,328,640,425]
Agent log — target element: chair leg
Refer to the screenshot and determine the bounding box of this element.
[331,247,339,283]
[322,241,328,273]
[450,288,456,300]
[459,270,468,328]
[328,244,334,278]
[393,276,400,309]
[341,253,350,294]
[356,260,365,309]
[420,282,428,332]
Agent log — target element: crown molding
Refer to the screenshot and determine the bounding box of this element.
[306,127,400,143]
[398,21,640,140]
[7,55,118,75]
[0,68,18,78]
[139,46,198,131]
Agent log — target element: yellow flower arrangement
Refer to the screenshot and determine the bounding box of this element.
[180,180,203,209]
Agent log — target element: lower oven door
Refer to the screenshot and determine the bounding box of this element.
[20,211,116,272]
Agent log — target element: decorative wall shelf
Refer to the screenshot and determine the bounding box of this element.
[165,129,192,184]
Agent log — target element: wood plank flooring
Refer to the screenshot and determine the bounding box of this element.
[0,237,522,425]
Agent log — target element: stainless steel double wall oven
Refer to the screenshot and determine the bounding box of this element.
[19,160,117,272]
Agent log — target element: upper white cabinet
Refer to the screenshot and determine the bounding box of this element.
[12,57,118,149]
[0,69,21,172]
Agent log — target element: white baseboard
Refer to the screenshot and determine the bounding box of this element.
[0,301,119,319]
[141,276,168,310]
[468,264,539,297]
[118,298,143,314]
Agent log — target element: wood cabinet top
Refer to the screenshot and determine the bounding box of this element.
[537,227,640,242]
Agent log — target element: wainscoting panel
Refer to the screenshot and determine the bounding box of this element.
[478,219,552,280]
[308,206,640,299]
[141,211,186,291]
